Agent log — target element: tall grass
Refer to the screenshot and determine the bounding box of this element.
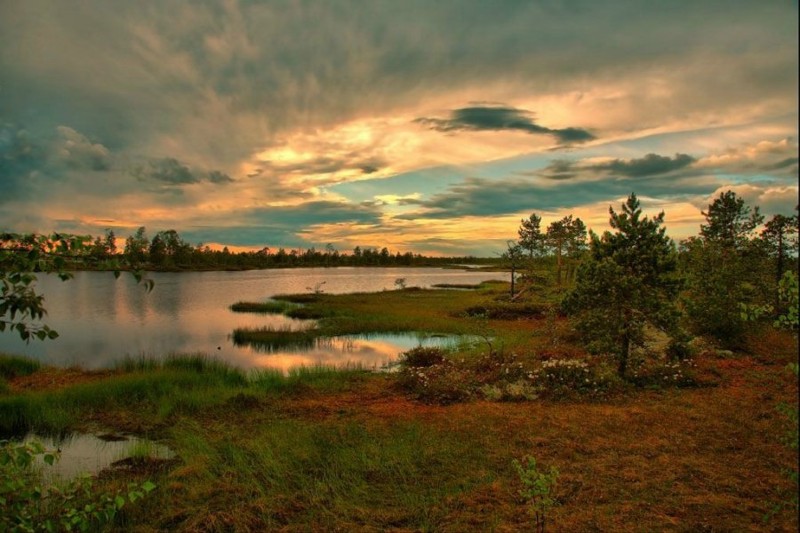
[0,354,41,379]
[0,354,367,438]
[232,327,320,352]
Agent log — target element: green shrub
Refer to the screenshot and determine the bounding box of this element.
[513,455,559,533]
[399,347,448,368]
[0,439,156,532]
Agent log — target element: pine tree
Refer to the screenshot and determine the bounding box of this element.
[564,193,682,377]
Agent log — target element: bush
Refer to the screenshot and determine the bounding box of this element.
[396,348,475,404]
[400,347,448,368]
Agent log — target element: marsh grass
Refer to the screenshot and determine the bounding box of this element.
[0,355,368,438]
[232,326,321,351]
[162,418,495,531]
[0,353,41,380]
[229,300,298,314]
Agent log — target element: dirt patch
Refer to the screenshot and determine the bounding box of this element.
[8,367,117,392]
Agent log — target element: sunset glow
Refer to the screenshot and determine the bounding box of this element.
[2,1,796,255]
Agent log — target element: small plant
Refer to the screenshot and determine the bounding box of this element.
[0,439,156,532]
[306,281,327,294]
[394,278,407,290]
[512,455,559,532]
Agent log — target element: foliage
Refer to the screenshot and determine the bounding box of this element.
[1,232,152,342]
[0,439,155,532]
[700,190,764,246]
[518,213,547,259]
[774,271,799,332]
[396,348,476,404]
[761,213,799,289]
[512,455,559,533]
[563,193,683,377]
[682,192,784,344]
[546,215,587,286]
[400,346,448,368]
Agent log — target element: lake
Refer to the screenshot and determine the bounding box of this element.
[0,267,503,371]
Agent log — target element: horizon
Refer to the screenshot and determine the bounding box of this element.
[1,1,797,256]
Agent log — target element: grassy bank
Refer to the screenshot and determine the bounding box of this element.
[1,282,797,531]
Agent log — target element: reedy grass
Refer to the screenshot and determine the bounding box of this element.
[0,355,369,438]
[229,300,298,314]
[0,353,41,380]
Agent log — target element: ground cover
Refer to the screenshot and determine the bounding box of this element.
[0,281,797,531]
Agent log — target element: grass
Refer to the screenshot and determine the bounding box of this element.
[0,282,797,531]
[229,300,298,314]
[0,353,41,380]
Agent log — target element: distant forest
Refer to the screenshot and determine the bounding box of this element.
[0,227,498,271]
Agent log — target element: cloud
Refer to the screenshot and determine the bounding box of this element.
[132,157,233,186]
[180,200,383,248]
[0,1,797,254]
[415,105,595,144]
[592,153,696,177]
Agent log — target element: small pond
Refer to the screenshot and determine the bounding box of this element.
[22,432,175,483]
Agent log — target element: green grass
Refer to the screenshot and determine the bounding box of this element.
[0,353,41,380]
[229,300,299,314]
[231,326,321,351]
[0,355,369,438]
[157,417,496,531]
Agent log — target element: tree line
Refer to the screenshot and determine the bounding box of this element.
[2,227,497,272]
[512,191,798,377]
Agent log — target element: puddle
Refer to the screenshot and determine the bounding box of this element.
[22,432,175,483]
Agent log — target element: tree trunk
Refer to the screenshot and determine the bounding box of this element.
[618,334,630,378]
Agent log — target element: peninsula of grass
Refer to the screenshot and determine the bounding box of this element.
[230,282,510,351]
[431,282,483,289]
[229,300,298,314]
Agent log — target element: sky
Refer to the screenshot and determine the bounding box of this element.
[1,0,797,257]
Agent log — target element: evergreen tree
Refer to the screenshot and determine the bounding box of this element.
[546,215,587,286]
[564,193,682,377]
[518,213,546,259]
[682,191,768,343]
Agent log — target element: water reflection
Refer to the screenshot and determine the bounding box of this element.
[0,268,501,371]
[232,333,468,373]
[23,433,175,483]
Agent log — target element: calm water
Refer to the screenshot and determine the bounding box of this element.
[24,433,175,483]
[1,267,502,371]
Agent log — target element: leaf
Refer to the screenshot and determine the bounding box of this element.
[141,480,157,492]
[44,453,56,465]
[115,495,125,509]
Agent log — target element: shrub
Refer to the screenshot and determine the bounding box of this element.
[399,347,448,368]
[396,348,475,404]
[513,455,559,533]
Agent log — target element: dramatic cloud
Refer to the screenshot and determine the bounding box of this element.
[132,158,233,186]
[416,105,595,144]
[592,153,696,177]
[0,0,796,254]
